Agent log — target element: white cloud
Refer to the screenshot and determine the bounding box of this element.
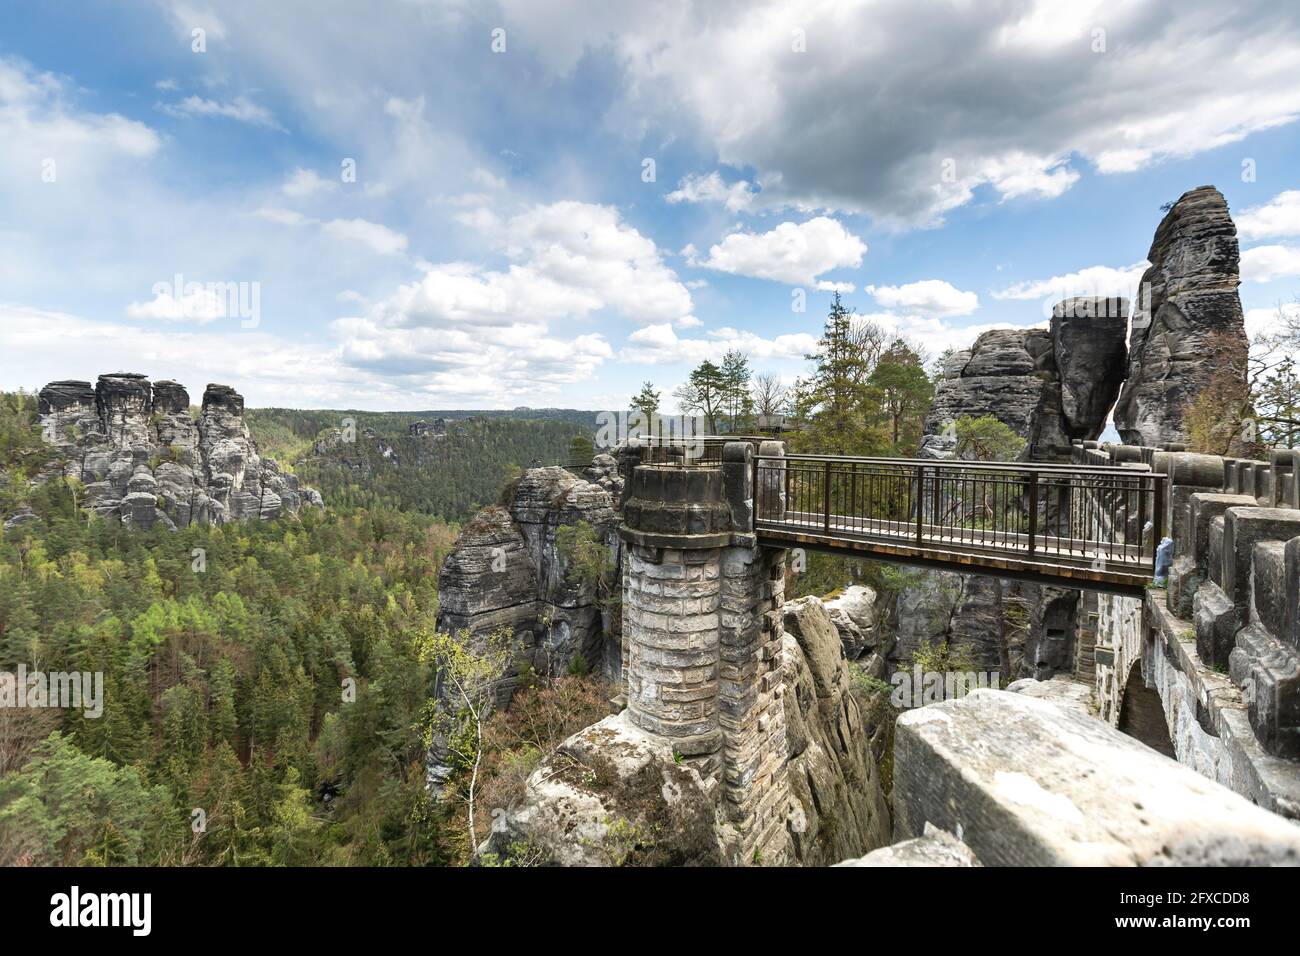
[1245,302,1300,339]
[464,200,696,325]
[666,171,757,212]
[991,262,1149,311]
[125,286,228,324]
[0,56,161,168]
[621,322,817,366]
[492,0,1300,225]
[871,312,1047,360]
[867,280,979,318]
[1242,244,1300,282]
[158,94,284,130]
[1237,190,1300,240]
[321,218,409,256]
[282,167,332,197]
[689,217,866,285]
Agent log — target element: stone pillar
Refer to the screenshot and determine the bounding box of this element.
[618,443,794,864]
[624,543,723,758]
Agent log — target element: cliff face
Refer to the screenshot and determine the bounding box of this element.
[36,373,321,530]
[920,298,1128,461]
[436,466,623,690]
[1115,185,1248,447]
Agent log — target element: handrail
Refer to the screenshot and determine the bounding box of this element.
[760,452,1160,477]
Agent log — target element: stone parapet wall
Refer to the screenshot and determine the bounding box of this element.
[1083,437,1300,815]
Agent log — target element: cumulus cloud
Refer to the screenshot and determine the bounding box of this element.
[326,198,697,398]
[1237,191,1300,240]
[492,0,1300,225]
[991,262,1149,311]
[1242,244,1300,283]
[282,167,333,197]
[689,217,866,285]
[666,171,757,212]
[1245,302,1300,339]
[620,322,817,365]
[463,199,696,325]
[866,280,979,318]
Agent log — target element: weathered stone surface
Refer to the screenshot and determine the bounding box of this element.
[1115,186,1248,447]
[1006,675,1095,716]
[781,596,892,866]
[30,374,320,529]
[476,712,726,866]
[920,303,1127,461]
[835,823,980,867]
[894,689,1300,865]
[437,464,622,687]
[1053,298,1128,437]
[820,585,880,661]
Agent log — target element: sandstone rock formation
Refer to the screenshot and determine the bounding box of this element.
[781,595,893,864]
[477,711,726,866]
[35,374,320,530]
[1115,185,1248,447]
[835,823,980,867]
[477,588,893,866]
[920,298,1127,461]
[436,465,622,690]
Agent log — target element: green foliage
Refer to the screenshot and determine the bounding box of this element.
[246,410,584,521]
[952,414,1026,462]
[554,520,616,610]
[911,640,980,676]
[568,433,595,464]
[630,381,660,419]
[0,500,459,866]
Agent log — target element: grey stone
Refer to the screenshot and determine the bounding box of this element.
[893,689,1300,865]
[1115,186,1249,447]
[835,823,980,867]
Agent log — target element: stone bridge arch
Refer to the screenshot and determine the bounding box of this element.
[1115,659,1176,757]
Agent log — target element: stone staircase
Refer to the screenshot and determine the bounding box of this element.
[1073,611,1098,684]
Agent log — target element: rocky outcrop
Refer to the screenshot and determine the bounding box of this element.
[1115,185,1248,447]
[820,585,882,667]
[781,596,893,865]
[477,711,726,866]
[478,589,893,866]
[835,823,980,867]
[34,374,320,530]
[920,299,1127,461]
[436,465,622,690]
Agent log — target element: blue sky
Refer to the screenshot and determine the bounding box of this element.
[1,0,1298,411]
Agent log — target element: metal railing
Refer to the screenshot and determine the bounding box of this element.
[753,454,1166,580]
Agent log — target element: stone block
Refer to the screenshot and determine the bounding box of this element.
[1194,581,1237,668]
[1223,508,1300,613]
[1251,541,1287,639]
[893,690,1300,865]
[1271,449,1299,509]
[1231,625,1300,759]
[1185,493,1256,567]
[1208,516,1225,586]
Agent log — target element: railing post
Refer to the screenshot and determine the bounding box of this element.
[752,452,760,520]
[1152,474,1165,559]
[823,460,832,532]
[915,464,925,545]
[1027,471,1038,556]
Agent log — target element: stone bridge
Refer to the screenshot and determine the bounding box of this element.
[614,435,1300,863]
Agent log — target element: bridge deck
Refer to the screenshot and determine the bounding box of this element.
[749,453,1166,593]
